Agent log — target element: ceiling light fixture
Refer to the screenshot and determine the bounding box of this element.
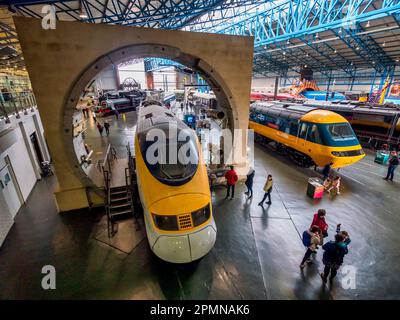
[366,21,370,28]
[79,1,88,19]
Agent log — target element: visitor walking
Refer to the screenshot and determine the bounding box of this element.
[104,121,110,136]
[92,110,97,123]
[96,122,104,136]
[384,153,399,181]
[300,225,321,269]
[224,165,238,200]
[322,162,333,180]
[244,167,255,199]
[320,233,348,283]
[258,175,273,206]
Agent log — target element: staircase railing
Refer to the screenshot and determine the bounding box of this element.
[0,91,37,123]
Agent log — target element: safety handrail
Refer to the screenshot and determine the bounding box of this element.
[0,90,37,121]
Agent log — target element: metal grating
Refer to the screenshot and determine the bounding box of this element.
[178,213,193,230]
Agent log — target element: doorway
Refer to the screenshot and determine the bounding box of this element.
[0,164,22,218]
[30,132,44,166]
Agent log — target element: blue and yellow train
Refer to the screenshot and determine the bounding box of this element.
[249,102,365,168]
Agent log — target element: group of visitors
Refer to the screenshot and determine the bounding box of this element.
[223,166,274,206]
[222,165,351,285]
[300,209,351,283]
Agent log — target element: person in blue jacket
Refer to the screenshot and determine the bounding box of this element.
[244,167,255,199]
[320,233,348,283]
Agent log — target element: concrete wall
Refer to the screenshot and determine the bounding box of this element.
[14,17,254,212]
[95,65,119,91]
[0,108,49,246]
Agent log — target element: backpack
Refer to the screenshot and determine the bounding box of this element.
[302,230,311,247]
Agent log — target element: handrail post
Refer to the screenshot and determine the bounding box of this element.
[0,99,11,123]
[10,93,20,118]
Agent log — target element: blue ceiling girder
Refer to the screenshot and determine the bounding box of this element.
[205,0,400,76]
[213,0,400,45]
[143,58,185,72]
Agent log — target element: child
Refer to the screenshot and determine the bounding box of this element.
[327,176,341,195]
[323,177,332,190]
[300,225,321,269]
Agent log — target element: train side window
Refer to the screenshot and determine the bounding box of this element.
[279,119,289,133]
[289,121,299,136]
[298,122,308,140]
[308,124,323,144]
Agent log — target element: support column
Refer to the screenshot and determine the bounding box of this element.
[273,76,279,99]
[146,71,154,90]
[113,64,120,89]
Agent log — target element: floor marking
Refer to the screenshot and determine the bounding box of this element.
[347,165,385,178]
[250,216,291,220]
[339,172,366,186]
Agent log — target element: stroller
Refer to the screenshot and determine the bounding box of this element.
[40,161,54,177]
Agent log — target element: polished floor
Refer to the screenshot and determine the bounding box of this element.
[0,110,399,299]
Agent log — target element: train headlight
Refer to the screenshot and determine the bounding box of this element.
[331,149,365,157]
[191,204,211,227]
[152,214,179,231]
[331,151,346,157]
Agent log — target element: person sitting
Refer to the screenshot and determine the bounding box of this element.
[327,176,341,195]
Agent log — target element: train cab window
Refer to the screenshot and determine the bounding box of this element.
[308,124,323,144]
[327,123,355,140]
[138,123,199,186]
[298,122,308,140]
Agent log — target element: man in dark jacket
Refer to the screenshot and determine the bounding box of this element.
[384,154,399,181]
[320,233,348,283]
[322,162,333,180]
[244,167,255,198]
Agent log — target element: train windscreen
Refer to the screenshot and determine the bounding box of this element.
[139,123,199,186]
[318,122,360,147]
[327,123,355,140]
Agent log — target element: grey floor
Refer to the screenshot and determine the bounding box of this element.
[0,110,399,299]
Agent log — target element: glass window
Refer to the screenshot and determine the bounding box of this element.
[257,113,266,124]
[308,124,323,144]
[327,123,355,140]
[290,121,299,136]
[299,122,308,139]
[139,123,199,186]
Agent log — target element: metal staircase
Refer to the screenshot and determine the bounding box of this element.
[104,143,142,237]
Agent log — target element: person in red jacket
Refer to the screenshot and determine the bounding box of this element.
[311,209,329,244]
[224,165,238,200]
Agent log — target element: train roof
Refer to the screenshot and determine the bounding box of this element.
[292,100,400,116]
[250,101,348,123]
[136,104,186,134]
